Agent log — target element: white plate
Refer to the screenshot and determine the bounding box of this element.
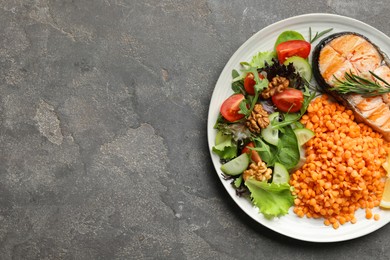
[207,13,390,242]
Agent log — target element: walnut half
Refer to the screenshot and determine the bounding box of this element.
[261,76,289,99]
[243,161,272,182]
[246,104,269,133]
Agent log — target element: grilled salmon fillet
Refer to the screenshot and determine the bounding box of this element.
[313,32,390,140]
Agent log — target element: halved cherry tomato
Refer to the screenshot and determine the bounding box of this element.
[244,72,265,95]
[272,88,303,113]
[220,94,245,122]
[276,40,311,63]
[242,142,261,163]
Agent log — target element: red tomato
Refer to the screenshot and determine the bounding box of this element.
[220,94,245,122]
[244,73,256,95]
[242,142,261,163]
[276,40,311,63]
[244,73,265,95]
[272,88,304,113]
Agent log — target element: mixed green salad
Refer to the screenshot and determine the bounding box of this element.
[212,29,331,219]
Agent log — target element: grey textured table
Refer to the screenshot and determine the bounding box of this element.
[1,1,390,259]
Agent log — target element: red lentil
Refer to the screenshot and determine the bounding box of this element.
[291,95,389,228]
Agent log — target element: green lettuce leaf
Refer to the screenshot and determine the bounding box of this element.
[250,51,275,69]
[212,132,237,160]
[245,179,294,219]
[233,175,243,188]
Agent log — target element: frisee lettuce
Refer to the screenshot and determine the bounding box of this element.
[214,122,252,142]
[245,178,294,219]
[249,51,275,68]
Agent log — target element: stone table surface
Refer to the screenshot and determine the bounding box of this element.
[1,0,390,259]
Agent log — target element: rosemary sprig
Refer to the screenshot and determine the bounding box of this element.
[332,71,390,96]
[309,27,333,43]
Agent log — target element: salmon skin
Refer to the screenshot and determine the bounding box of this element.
[312,32,390,141]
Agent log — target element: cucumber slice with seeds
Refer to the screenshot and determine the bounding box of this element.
[272,162,290,184]
[261,112,279,146]
[220,153,250,176]
[294,128,315,146]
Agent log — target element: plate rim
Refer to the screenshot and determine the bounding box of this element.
[207,13,390,243]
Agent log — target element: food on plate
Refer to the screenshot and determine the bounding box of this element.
[292,95,389,228]
[213,30,320,219]
[271,88,304,112]
[274,30,305,50]
[276,40,311,63]
[212,28,390,227]
[283,56,312,81]
[220,93,246,122]
[380,178,390,209]
[312,32,390,141]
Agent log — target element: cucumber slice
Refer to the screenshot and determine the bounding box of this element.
[272,162,290,184]
[291,121,305,129]
[220,153,250,176]
[283,56,312,82]
[290,145,307,173]
[294,128,315,146]
[261,112,279,146]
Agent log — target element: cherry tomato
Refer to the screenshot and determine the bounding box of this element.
[244,73,256,95]
[242,142,261,163]
[276,40,311,63]
[220,94,245,122]
[272,88,304,113]
[244,73,265,95]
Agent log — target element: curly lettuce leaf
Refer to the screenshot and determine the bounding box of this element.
[250,51,275,69]
[245,178,294,219]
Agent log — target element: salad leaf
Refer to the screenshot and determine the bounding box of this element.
[212,132,237,160]
[249,51,275,69]
[274,126,300,170]
[253,137,276,166]
[214,122,252,142]
[282,113,304,129]
[232,69,240,79]
[245,179,294,219]
[231,78,245,94]
[253,125,300,170]
[241,66,269,93]
[238,99,250,117]
[261,58,304,88]
[231,69,246,94]
[253,73,269,93]
[234,175,243,188]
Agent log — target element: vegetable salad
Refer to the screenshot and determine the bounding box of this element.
[212,29,329,219]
